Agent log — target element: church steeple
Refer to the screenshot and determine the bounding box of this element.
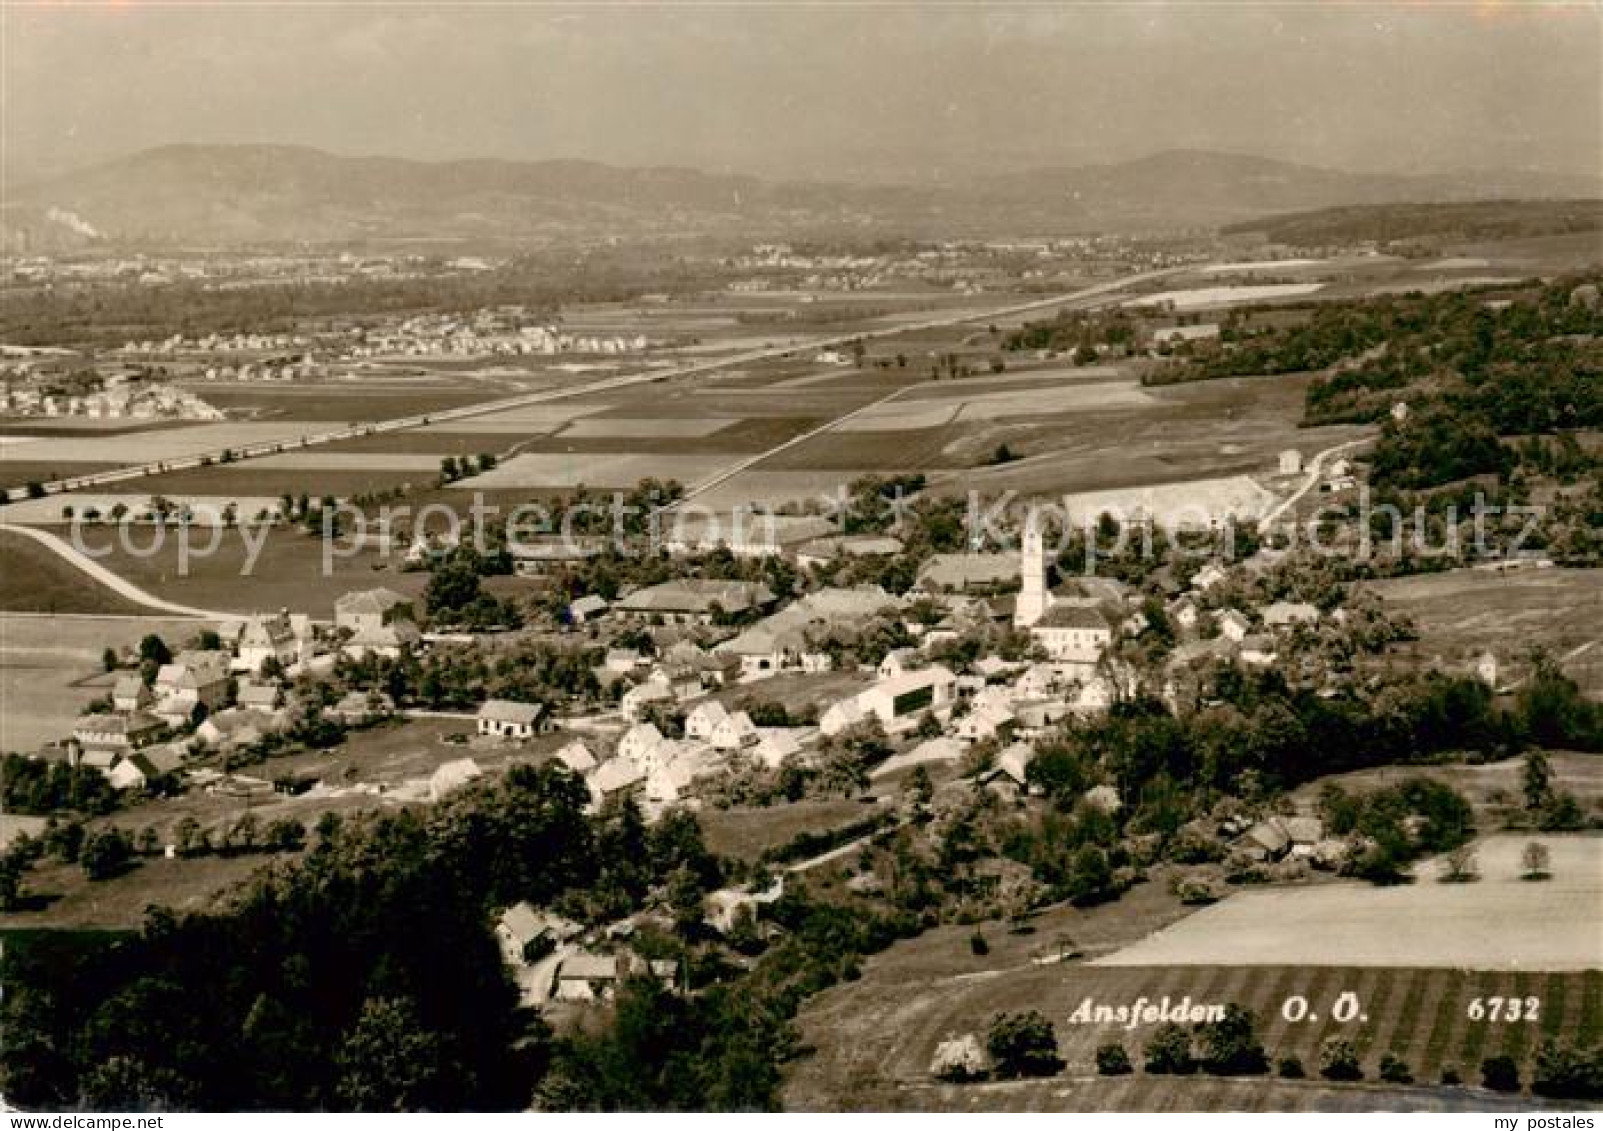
[1014,513,1051,628]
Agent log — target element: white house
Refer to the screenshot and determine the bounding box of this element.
[1029,604,1111,664]
[477,699,545,739]
[1217,609,1251,642]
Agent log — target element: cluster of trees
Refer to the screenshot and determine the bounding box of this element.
[0,767,735,1110]
[333,637,601,713]
[1,754,119,816]
[1317,777,1475,883]
[437,453,496,486]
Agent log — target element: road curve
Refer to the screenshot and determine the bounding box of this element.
[1260,435,1374,531]
[0,522,230,620]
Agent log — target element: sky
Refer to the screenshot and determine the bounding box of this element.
[3,2,1599,185]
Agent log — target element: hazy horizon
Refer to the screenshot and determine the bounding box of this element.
[5,3,1600,186]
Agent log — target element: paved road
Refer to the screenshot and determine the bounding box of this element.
[2,268,1185,505]
[0,522,229,620]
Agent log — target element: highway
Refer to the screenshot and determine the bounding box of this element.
[1,268,1185,505]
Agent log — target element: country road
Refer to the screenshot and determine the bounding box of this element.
[1259,435,1374,531]
[2,268,1186,505]
[0,522,229,620]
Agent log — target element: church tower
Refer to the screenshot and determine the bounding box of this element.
[1014,515,1052,628]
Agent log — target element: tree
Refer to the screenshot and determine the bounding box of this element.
[1277,1055,1305,1079]
[1144,1022,1196,1075]
[986,1011,1061,1078]
[265,818,307,853]
[80,829,133,881]
[101,647,120,674]
[138,634,172,668]
[1521,840,1552,880]
[334,997,447,1111]
[1194,1005,1267,1076]
[1096,1043,1133,1076]
[1523,750,1554,811]
[1481,1054,1521,1093]
[1379,1053,1414,1084]
[1319,1037,1363,1081]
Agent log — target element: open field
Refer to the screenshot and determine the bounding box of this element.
[128,464,431,499]
[701,798,886,862]
[456,451,736,490]
[239,452,447,472]
[1287,752,1603,814]
[1122,283,1326,310]
[0,460,123,490]
[1364,568,1603,695]
[189,386,504,421]
[0,614,209,751]
[0,529,152,615]
[51,527,426,617]
[1097,836,1602,970]
[0,421,319,465]
[789,947,1602,1109]
[558,416,737,439]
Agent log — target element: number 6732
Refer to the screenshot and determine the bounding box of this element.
[1467,996,1540,1022]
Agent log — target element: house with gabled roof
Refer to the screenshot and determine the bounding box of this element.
[111,676,152,714]
[476,698,545,739]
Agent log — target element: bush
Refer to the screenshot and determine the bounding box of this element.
[1379,1053,1414,1084]
[986,1011,1061,1079]
[1194,1005,1267,1076]
[1441,1066,1462,1086]
[1531,1040,1603,1100]
[1095,1043,1133,1076]
[969,930,989,956]
[1277,1055,1305,1079]
[1144,1022,1196,1075]
[1481,1054,1521,1093]
[1319,1038,1363,1081]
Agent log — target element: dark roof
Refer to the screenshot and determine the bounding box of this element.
[1035,604,1109,630]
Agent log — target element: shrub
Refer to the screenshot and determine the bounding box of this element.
[1481,1055,1520,1093]
[1531,1040,1603,1100]
[1441,1066,1462,1086]
[969,930,989,956]
[1095,1043,1133,1076]
[1144,1022,1196,1075]
[1379,1053,1414,1084]
[1277,1055,1305,1079]
[1194,1004,1267,1076]
[1319,1038,1363,1081]
[986,1011,1061,1079]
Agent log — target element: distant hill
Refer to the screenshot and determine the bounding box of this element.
[5,144,1599,250]
[1221,198,1603,247]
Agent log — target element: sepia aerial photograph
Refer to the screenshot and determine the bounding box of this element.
[0,0,1599,1117]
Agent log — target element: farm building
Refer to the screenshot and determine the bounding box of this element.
[111,676,153,714]
[73,712,164,755]
[914,552,1020,595]
[495,902,582,966]
[567,594,609,624]
[612,579,776,625]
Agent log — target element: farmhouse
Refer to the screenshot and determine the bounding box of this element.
[73,712,163,755]
[111,676,153,714]
[794,533,904,571]
[232,610,305,674]
[1216,609,1251,642]
[553,739,598,775]
[612,579,776,625]
[153,651,232,722]
[106,744,184,791]
[588,757,647,808]
[335,587,413,633]
[495,902,582,966]
[477,699,545,739]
